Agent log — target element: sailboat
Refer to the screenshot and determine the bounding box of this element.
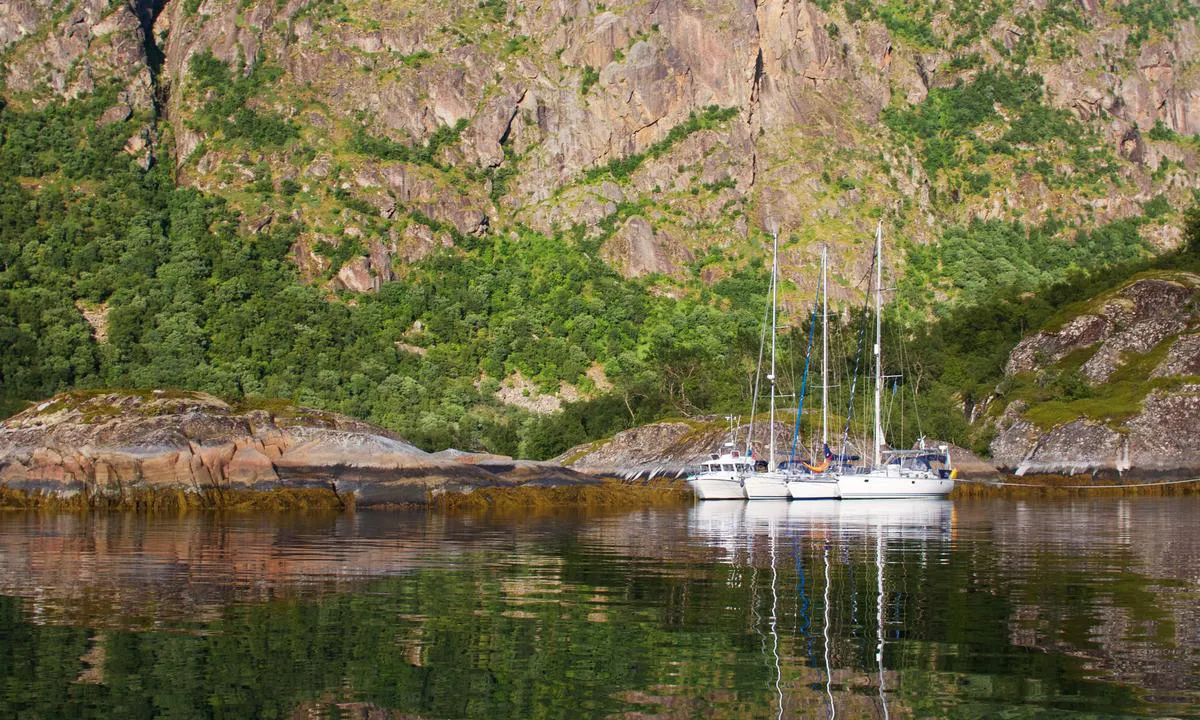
[836,222,955,499]
[743,231,790,500]
[784,244,839,500]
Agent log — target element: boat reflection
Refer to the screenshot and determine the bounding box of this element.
[688,499,954,719]
[690,497,952,540]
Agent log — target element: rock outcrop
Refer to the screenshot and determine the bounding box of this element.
[991,272,1200,479]
[557,416,995,478]
[0,391,599,506]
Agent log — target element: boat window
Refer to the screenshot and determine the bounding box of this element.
[722,464,735,472]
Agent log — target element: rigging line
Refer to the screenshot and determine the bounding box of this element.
[796,536,813,652]
[883,377,898,444]
[790,296,820,461]
[751,542,765,662]
[898,321,924,442]
[746,282,772,454]
[845,541,858,636]
[838,307,870,465]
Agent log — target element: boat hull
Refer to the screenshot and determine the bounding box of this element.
[690,478,746,500]
[743,474,789,500]
[786,477,840,500]
[836,471,953,499]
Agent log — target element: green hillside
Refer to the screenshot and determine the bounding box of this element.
[2,0,1199,458]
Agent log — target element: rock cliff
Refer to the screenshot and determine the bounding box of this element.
[3,0,1198,298]
[0,390,598,505]
[990,271,1200,478]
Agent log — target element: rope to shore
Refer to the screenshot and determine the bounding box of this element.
[955,476,1200,490]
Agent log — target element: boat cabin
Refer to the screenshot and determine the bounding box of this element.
[697,453,753,475]
[884,448,954,478]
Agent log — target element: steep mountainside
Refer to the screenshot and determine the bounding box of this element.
[2,0,1200,460]
[5,0,1198,294]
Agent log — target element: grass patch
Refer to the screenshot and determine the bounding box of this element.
[1018,338,1190,430]
[581,106,738,183]
[1041,269,1196,332]
[347,118,468,169]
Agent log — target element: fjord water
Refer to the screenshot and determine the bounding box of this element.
[0,500,1195,719]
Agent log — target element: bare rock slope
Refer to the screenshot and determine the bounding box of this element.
[558,416,997,478]
[0,390,595,505]
[4,1,1200,298]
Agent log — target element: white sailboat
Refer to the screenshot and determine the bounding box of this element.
[688,417,752,500]
[785,244,839,500]
[836,222,955,500]
[743,231,790,500]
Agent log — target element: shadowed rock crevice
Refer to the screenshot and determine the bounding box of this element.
[132,0,168,109]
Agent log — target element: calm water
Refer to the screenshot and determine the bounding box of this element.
[0,498,1195,719]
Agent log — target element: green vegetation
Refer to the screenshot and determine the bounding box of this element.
[898,217,1150,316]
[187,52,297,148]
[348,118,469,169]
[3,81,1171,458]
[892,244,1200,454]
[582,106,738,183]
[1,1,1196,464]
[884,69,1115,196]
[1118,0,1199,43]
[875,0,939,47]
[478,0,506,22]
[0,509,1175,718]
[579,65,599,94]
[1013,337,1190,430]
[0,92,761,456]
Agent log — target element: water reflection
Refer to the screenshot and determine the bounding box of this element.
[686,499,1199,719]
[691,500,957,719]
[0,499,1194,718]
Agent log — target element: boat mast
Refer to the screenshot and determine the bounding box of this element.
[872,221,883,469]
[768,230,779,471]
[821,244,829,449]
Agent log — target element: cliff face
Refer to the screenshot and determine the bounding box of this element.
[0,390,600,505]
[4,0,1198,298]
[989,271,1200,478]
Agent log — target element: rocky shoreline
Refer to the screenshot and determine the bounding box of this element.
[0,390,617,509]
[2,391,1194,511]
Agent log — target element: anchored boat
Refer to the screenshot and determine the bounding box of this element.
[835,221,955,499]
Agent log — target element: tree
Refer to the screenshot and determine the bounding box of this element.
[1184,204,1200,256]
